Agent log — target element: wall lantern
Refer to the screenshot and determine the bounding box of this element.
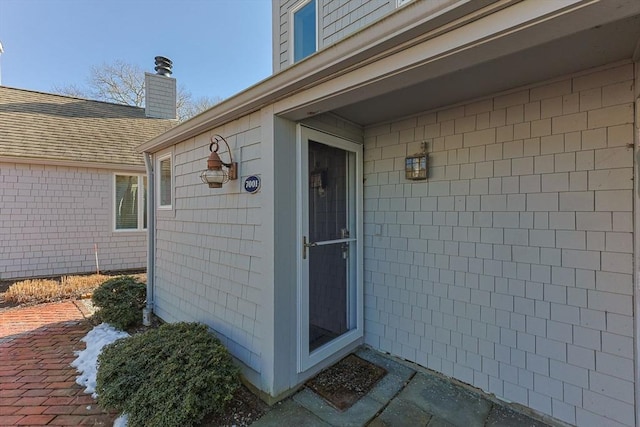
[405,142,428,180]
[200,134,238,188]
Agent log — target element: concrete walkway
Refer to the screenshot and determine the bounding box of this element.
[254,348,557,427]
[0,301,117,426]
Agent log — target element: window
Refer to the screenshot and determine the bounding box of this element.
[115,174,147,231]
[158,154,172,209]
[292,0,316,62]
[396,0,415,7]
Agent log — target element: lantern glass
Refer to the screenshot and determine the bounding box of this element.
[405,154,428,180]
[200,169,228,188]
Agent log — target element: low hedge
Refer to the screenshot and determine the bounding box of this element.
[96,322,239,427]
[91,276,146,330]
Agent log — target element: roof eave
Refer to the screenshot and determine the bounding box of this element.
[0,156,145,172]
[137,0,505,153]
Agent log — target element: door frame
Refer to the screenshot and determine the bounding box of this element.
[296,124,364,372]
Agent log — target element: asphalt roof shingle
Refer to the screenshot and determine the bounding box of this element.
[0,86,176,167]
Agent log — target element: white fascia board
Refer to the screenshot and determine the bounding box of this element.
[0,156,145,172]
[136,0,505,154]
[137,0,638,154]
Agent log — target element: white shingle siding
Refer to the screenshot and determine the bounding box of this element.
[362,62,635,426]
[321,0,391,47]
[153,112,263,374]
[274,0,458,71]
[276,0,393,70]
[0,163,146,280]
[145,73,177,120]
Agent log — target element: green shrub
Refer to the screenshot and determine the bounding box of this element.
[91,276,146,330]
[96,322,239,427]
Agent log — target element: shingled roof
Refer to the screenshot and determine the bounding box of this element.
[0,86,176,167]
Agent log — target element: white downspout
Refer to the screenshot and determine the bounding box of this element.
[143,152,155,326]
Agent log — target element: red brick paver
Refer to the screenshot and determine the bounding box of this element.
[0,301,117,426]
[0,301,89,338]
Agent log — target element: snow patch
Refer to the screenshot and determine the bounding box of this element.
[70,323,129,398]
[113,414,129,427]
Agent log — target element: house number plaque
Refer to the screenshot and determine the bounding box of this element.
[244,175,261,193]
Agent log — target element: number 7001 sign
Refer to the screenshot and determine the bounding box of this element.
[244,175,261,193]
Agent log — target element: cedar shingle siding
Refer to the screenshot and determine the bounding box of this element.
[0,87,176,280]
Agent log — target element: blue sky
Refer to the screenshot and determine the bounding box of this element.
[0,0,273,101]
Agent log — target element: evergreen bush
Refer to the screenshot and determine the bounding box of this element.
[91,276,146,329]
[96,322,239,427]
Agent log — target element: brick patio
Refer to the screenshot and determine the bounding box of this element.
[0,301,117,426]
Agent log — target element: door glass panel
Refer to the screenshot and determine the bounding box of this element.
[308,140,350,352]
[308,244,347,351]
[308,141,347,242]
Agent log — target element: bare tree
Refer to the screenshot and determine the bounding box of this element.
[53,60,220,121]
[51,83,87,99]
[177,89,221,121]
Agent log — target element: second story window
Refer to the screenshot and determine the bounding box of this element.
[396,0,415,7]
[292,0,316,62]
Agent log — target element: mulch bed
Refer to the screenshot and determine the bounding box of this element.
[200,384,270,426]
[0,281,13,310]
[306,354,387,411]
[0,270,146,311]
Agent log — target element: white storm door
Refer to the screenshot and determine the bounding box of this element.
[297,125,363,372]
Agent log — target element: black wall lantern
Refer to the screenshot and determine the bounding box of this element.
[405,142,428,180]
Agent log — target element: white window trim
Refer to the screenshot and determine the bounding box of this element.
[289,0,318,64]
[156,152,173,210]
[396,0,415,7]
[113,173,146,232]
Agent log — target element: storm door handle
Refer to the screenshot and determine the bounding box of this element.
[303,236,317,259]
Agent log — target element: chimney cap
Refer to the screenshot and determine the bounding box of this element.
[154,56,173,77]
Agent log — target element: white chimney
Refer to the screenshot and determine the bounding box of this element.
[145,56,177,119]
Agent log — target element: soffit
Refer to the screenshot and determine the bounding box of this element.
[330,14,640,126]
[137,0,507,153]
[139,0,640,152]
